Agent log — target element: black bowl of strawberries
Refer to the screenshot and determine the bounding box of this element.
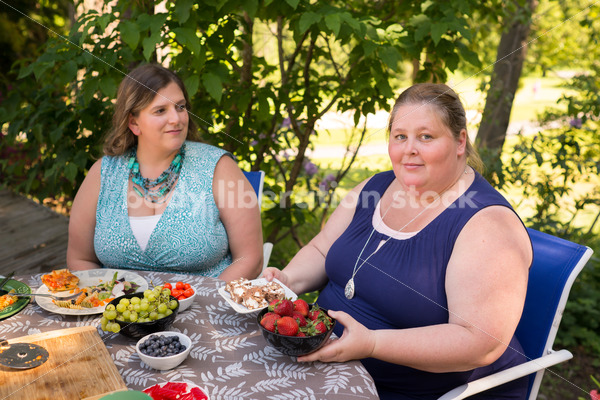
[256,298,336,357]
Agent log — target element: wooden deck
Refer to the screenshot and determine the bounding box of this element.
[0,189,68,277]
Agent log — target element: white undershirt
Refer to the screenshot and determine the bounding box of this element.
[129,214,162,251]
[372,200,419,250]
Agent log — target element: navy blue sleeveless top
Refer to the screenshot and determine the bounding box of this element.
[318,170,529,399]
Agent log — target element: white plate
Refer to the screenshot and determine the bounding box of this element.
[143,381,209,400]
[218,278,297,314]
[35,269,148,315]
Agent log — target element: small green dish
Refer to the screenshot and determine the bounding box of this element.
[98,390,152,400]
[0,279,31,321]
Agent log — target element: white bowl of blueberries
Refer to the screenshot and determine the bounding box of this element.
[136,331,192,370]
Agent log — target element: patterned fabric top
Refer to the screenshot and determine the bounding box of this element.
[0,272,379,400]
[94,141,233,277]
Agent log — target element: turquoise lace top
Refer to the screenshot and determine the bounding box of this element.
[94,141,233,277]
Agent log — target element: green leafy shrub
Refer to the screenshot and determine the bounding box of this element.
[1,0,485,255]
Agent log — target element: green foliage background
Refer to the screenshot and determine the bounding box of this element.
[0,0,599,375]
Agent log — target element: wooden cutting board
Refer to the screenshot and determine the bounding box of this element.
[0,326,127,400]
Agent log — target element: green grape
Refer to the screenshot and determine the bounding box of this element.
[116,315,125,322]
[149,311,158,320]
[104,310,117,320]
[133,304,141,312]
[119,298,130,307]
[110,323,120,333]
[168,300,178,310]
[130,296,141,305]
[157,303,167,314]
[147,293,156,302]
[116,303,126,313]
[143,290,153,298]
[165,309,173,316]
[105,304,116,312]
[162,289,171,297]
[129,311,138,322]
[122,310,131,320]
[157,313,166,320]
[139,310,149,318]
[155,285,163,291]
[139,302,149,311]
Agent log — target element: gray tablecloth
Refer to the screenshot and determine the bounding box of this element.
[0,271,379,400]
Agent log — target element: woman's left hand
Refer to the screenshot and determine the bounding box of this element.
[297,310,375,363]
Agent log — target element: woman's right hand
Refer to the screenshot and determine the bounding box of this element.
[262,267,289,286]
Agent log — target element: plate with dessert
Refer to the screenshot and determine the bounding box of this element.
[219,278,297,313]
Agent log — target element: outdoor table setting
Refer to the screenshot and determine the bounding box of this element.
[0,269,379,400]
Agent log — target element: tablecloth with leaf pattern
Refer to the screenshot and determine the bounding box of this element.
[0,271,379,400]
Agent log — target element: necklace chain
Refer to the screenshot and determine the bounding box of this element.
[344,169,466,300]
[128,144,186,204]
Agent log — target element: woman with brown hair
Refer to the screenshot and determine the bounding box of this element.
[68,64,263,281]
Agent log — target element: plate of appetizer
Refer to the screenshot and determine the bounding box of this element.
[0,279,31,320]
[218,277,297,314]
[143,381,209,400]
[35,269,148,315]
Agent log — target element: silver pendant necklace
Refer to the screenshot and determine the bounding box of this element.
[345,170,467,300]
[344,203,432,299]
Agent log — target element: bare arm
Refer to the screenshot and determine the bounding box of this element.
[263,178,371,295]
[213,156,263,281]
[300,206,532,373]
[67,159,102,270]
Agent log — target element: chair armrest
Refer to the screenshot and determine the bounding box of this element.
[437,349,573,400]
[262,242,273,272]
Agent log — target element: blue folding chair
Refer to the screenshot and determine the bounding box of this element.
[439,228,593,400]
[243,170,265,208]
[243,171,273,273]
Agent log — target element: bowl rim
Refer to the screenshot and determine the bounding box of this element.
[256,304,336,338]
[108,292,180,326]
[136,331,192,360]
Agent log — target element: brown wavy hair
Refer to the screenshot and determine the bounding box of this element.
[103,63,201,156]
[387,83,484,173]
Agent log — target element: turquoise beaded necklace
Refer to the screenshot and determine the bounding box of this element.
[128,144,185,204]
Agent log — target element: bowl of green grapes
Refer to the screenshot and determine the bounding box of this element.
[101,287,180,339]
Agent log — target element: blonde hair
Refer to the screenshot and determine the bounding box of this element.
[103,64,201,156]
[388,83,484,173]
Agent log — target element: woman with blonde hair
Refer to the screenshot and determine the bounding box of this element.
[265,83,532,399]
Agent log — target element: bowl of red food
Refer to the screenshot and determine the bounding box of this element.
[256,298,336,357]
[143,381,209,400]
[162,281,196,312]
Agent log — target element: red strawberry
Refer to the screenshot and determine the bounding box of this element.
[267,298,280,312]
[292,311,307,327]
[314,321,328,334]
[292,299,309,317]
[261,313,278,332]
[308,308,323,321]
[276,316,299,336]
[296,331,306,337]
[273,299,294,316]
